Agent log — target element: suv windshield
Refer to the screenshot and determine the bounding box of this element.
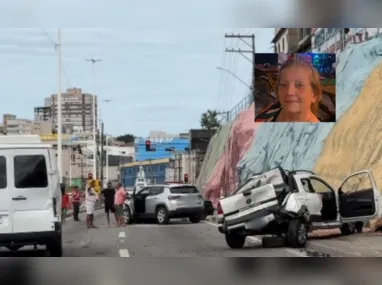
[170,186,198,194]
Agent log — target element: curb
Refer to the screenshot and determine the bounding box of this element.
[306,241,363,257]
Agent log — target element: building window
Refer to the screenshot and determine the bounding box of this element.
[282,38,285,52]
[14,155,48,188]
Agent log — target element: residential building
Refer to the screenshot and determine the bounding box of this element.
[296,28,312,52]
[6,118,35,135]
[271,28,299,53]
[311,28,381,54]
[42,87,98,133]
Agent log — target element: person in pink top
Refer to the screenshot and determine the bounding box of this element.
[114,183,126,227]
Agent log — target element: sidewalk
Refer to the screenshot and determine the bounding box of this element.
[308,229,382,257]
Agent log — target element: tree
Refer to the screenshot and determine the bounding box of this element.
[116,134,135,144]
[200,109,221,131]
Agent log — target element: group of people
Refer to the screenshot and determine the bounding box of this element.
[61,181,128,228]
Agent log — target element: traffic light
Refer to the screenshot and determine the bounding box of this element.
[145,140,151,151]
[184,174,189,184]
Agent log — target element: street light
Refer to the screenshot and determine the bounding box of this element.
[216,67,251,89]
[85,58,101,179]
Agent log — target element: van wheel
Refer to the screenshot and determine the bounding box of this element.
[156,207,170,225]
[123,206,134,225]
[47,235,63,257]
[287,219,308,248]
[6,245,23,252]
[225,233,246,249]
[340,223,355,235]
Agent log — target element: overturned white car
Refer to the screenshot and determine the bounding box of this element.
[217,167,381,249]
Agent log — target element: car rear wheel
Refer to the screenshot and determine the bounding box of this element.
[340,223,356,235]
[225,233,246,249]
[156,207,170,225]
[287,219,308,248]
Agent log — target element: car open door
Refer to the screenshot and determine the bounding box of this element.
[338,170,381,223]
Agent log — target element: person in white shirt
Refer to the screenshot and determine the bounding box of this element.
[85,180,99,228]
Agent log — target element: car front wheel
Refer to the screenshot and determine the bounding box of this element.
[225,233,246,249]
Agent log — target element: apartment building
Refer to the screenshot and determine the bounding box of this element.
[6,118,35,135]
[272,28,299,53]
[41,87,98,133]
[311,28,381,54]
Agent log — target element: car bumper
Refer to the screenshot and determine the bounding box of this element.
[169,207,204,218]
[0,223,61,247]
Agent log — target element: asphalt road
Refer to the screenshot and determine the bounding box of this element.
[0,210,309,257]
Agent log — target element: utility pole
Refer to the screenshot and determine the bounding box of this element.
[85,58,101,179]
[100,121,104,187]
[57,28,63,183]
[225,33,256,102]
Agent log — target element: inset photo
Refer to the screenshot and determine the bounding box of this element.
[254,53,336,123]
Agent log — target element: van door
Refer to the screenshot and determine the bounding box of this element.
[11,148,55,233]
[0,151,12,234]
[338,170,380,223]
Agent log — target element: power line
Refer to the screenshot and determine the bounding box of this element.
[40,28,72,88]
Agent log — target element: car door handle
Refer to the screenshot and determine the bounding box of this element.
[13,196,27,201]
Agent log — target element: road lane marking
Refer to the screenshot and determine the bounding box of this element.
[119,249,130,257]
[203,220,307,257]
[119,232,126,238]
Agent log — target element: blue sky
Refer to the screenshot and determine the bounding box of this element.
[0,4,274,137]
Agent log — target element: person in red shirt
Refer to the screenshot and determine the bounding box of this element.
[61,184,70,224]
[71,186,82,221]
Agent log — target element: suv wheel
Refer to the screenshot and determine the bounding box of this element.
[47,234,63,257]
[189,215,201,223]
[225,233,246,249]
[123,206,134,225]
[287,219,308,248]
[156,207,170,225]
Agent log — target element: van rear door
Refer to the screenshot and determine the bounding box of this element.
[0,151,12,234]
[11,148,55,233]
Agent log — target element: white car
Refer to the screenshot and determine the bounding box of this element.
[0,135,63,256]
[217,167,381,249]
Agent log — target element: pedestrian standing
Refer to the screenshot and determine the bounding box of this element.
[114,183,127,227]
[85,180,98,229]
[101,181,118,227]
[61,183,70,224]
[71,186,81,221]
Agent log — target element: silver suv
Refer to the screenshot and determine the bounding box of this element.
[123,184,204,224]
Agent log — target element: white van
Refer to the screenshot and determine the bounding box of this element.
[0,135,63,256]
